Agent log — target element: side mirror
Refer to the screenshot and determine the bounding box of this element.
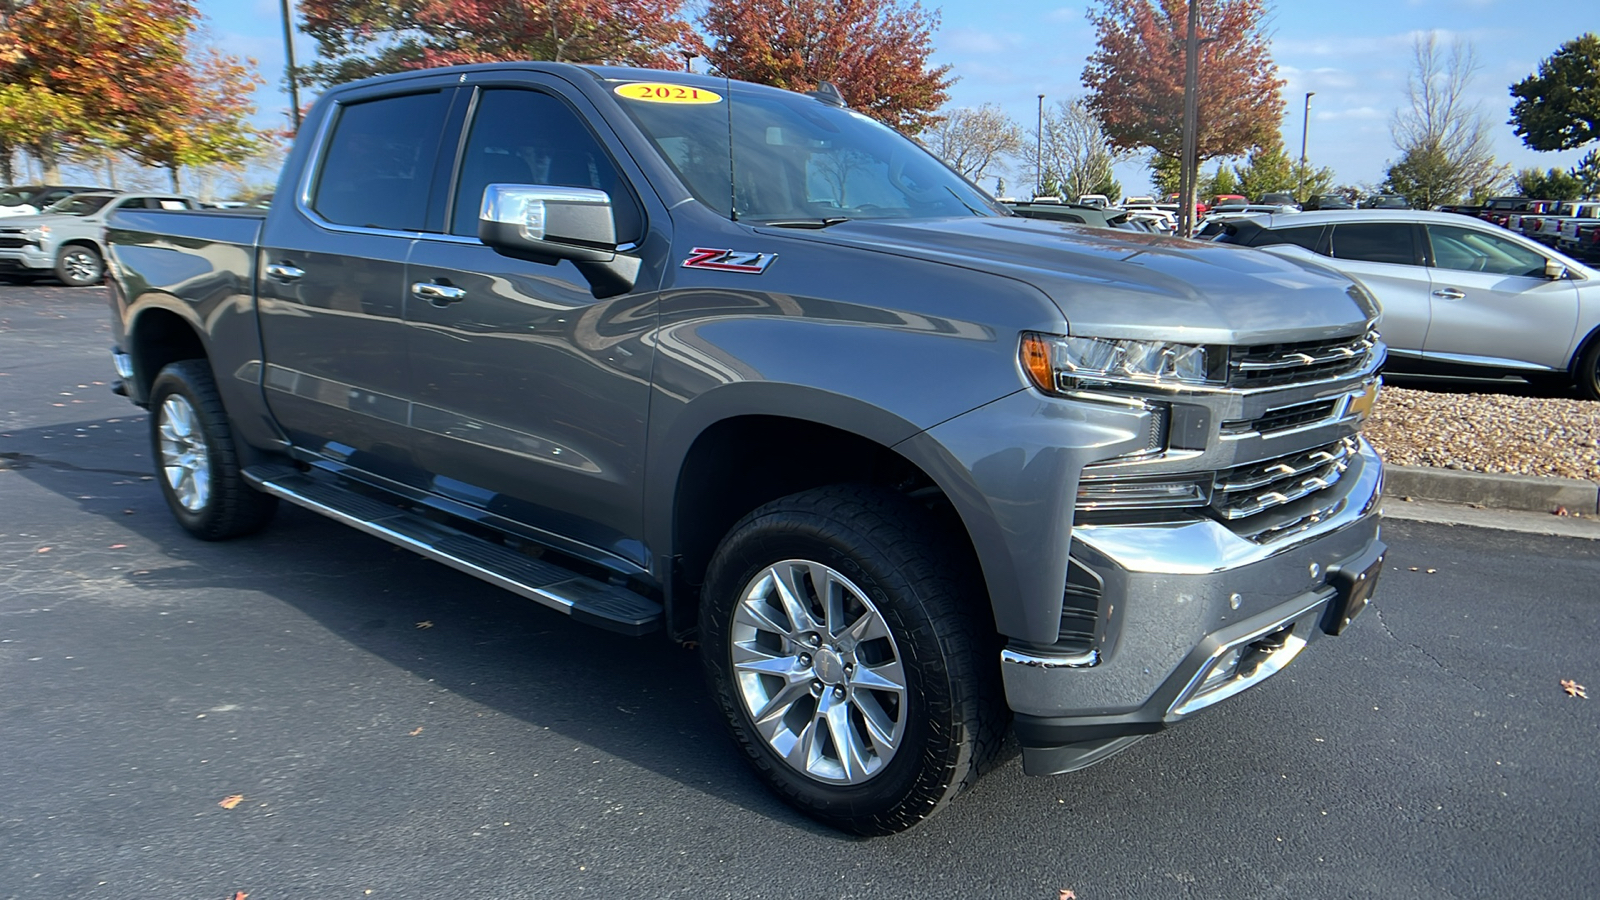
[1544,258,1569,280]
[478,184,639,297]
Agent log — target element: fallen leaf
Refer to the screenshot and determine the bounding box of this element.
[36,547,50,553]
[1561,679,1588,699]
[1426,568,1437,574]
[233,893,249,900]
[415,620,433,629]
[219,794,244,809]
[109,543,126,549]
[1059,891,1078,900]
[1554,506,1570,517]
[1408,566,1418,571]
[409,727,424,736]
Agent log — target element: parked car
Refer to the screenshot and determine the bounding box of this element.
[1558,217,1600,261]
[1075,193,1110,208]
[1477,196,1534,228]
[1362,194,1412,210]
[1303,194,1355,211]
[1210,210,1600,398]
[1004,200,1140,229]
[1256,191,1301,210]
[0,191,200,285]
[0,184,109,219]
[1522,200,1600,246]
[102,62,1386,834]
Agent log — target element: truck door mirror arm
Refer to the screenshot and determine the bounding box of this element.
[478,184,640,298]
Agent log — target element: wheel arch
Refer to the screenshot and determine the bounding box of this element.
[126,302,209,405]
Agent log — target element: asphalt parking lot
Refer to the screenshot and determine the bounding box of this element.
[3,285,1598,899]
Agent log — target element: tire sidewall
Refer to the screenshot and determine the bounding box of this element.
[1580,337,1600,402]
[56,245,103,287]
[700,507,953,824]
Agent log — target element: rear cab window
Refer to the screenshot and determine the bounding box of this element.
[312,91,453,232]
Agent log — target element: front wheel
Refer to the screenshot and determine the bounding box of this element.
[1580,339,1600,402]
[699,485,1002,835]
[148,360,278,540]
[55,244,104,287]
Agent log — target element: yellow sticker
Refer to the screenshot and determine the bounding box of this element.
[614,82,723,104]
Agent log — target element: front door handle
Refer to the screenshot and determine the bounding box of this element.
[412,282,466,307]
[1431,288,1466,300]
[265,263,305,281]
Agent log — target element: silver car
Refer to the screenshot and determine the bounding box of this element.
[0,191,199,286]
[1209,209,1600,399]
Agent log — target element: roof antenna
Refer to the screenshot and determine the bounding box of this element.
[808,81,846,108]
[725,72,738,221]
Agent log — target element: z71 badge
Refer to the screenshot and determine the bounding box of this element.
[681,247,777,274]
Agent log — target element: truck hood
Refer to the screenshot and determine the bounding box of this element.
[766,216,1376,345]
[0,212,96,229]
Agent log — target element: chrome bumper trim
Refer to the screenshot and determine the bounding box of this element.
[1166,593,1329,718]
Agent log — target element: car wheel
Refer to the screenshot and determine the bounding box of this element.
[1579,338,1600,402]
[699,485,1002,835]
[149,360,278,540]
[55,244,104,287]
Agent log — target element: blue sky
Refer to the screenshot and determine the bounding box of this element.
[199,0,1592,195]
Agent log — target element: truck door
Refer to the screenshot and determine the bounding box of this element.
[402,81,662,566]
[256,83,463,483]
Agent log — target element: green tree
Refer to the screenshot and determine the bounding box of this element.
[1508,34,1600,153]
[1202,161,1237,198]
[1573,149,1600,197]
[1148,152,1180,195]
[1232,140,1293,198]
[1514,166,1585,200]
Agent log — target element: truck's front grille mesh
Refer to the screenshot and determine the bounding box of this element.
[0,236,30,249]
[1221,398,1339,436]
[1211,437,1356,520]
[1228,333,1374,388]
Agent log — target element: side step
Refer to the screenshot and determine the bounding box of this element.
[243,466,663,635]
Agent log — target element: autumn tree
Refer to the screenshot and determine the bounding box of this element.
[1513,167,1585,201]
[1083,0,1283,184]
[1385,34,1508,206]
[927,103,1022,184]
[700,0,951,134]
[299,0,700,86]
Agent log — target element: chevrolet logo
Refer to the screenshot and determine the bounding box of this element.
[1346,380,1380,419]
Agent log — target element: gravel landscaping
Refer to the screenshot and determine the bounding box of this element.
[1366,385,1600,481]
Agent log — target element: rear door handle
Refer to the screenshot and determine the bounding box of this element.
[412,282,466,307]
[1431,288,1466,300]
[265,263,304,281]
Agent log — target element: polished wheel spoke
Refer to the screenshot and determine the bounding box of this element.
[158,396,210,512]
[731,558,907,786]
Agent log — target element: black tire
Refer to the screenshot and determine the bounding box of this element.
[148,360,278,540]
[55,243,104,287]
[699,485,1003,835]
[1580,338,1600,402]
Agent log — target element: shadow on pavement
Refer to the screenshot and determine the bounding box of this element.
[1,414,849,840]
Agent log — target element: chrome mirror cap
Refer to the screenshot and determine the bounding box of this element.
[478,184,617,263]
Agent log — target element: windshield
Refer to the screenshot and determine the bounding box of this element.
[43,195,113,216]
[612,81,1003,223]
[0,190,36,208]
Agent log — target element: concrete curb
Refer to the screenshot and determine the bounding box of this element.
[1383,464,1600,516]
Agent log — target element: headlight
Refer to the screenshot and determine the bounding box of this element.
[1021,332,1222,391]
[22,225,49,241]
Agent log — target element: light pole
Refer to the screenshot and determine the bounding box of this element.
[1298,91,1315,201]
[681,51,695,73]
[1177,1,1200,237]
[1036,94,1045,199]
[280,0,301,133]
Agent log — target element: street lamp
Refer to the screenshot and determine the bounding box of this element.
[280,0,302,133]
[681,51,695,73]
[1036,94,1045,199]
[1298,91,1315,201]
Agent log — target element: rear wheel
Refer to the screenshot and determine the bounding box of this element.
[699,485,1002,835]
[148,360,278,540]
[55,244,104,287]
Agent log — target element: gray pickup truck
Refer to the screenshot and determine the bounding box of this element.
[105,63,1386,834]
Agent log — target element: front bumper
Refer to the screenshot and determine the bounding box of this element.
[0,246,52,272]
[1005,439,1385,775]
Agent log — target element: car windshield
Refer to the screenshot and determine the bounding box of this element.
[0,190,36,207]
[43,195,113,216]
[611,81,1003,224]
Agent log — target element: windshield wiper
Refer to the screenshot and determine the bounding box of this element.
[755,217,850,229]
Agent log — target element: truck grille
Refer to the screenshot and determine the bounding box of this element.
[1227,333,1374,388]
[1220,397,1339,437]
[1211,437,1356,520]
[0,236,32,249]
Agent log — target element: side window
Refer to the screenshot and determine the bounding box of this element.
[1328,222,1417,266]
[1426,224,1547,278]
[1251,225,1325,253]
[450,88,642,242]
[313,91,451,232]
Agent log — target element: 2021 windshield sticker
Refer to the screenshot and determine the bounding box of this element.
[614,83,723,104]
[682,248,777,274]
